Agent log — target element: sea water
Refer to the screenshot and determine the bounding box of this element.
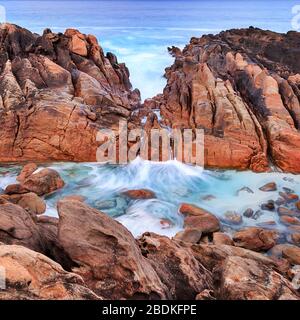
[1,158,299,237]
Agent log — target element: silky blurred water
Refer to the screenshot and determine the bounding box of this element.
[1,0,297,99]
[1,159,300,237]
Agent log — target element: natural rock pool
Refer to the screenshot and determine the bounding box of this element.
[1,157,300,238]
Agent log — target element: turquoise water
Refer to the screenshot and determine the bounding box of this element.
[1,0,297,99]
[1,159,300,237]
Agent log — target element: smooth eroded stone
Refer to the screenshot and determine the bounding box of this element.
[8,192,46,215]
[279,192,299,203]
[278,207,299,217]
[261,200,275,211]
[122,189,156,199]
[259,182,277,192]
[174,228,202,244]
[5,184,29,195]
[282,245,300,265]
[243,208,254,218]
[180,204,220,234]
[212,232,233,245]
[233,227,279,251]
[0,202,43,251]
[291,233,300,245]
[22,168,65,196]
[280,215,300,225]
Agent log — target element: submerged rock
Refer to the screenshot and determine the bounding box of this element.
[278,207,300,217]
[280,215,300,225]
[122,189,156,200]
[279,192,299,203]
[62,195,86,202]
[261,200,275,211]
[223,211,243,225]
[259,183,277,192]
[236,186,254,195]
[243,208,254,218]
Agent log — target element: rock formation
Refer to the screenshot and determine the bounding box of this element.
[0,179,299,300]
[144,28,300,172]
[0,23,140,162]
[0,24,300,172]
[0,243,101,300]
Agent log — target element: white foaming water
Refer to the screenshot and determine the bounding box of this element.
[1,159,300,237]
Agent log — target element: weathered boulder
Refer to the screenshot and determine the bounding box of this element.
[191,244,299,300]
[57,199,167,299]
[0,202,43,252]
[0,243,100,300]
[282,245,300,265]
[21,168,65,196]
[6,192,46,215]
[139,232,213,300]
[173,228,202,244]
[233,227,279,251]
[214,255,298,300]
[212,232,233,246]
[179,204,220,234]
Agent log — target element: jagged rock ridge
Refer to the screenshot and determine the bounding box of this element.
[0,23,140,162]
[144,27,300,173]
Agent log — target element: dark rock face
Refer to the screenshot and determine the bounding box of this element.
[0,23,140,162]
[144,28,300,172]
